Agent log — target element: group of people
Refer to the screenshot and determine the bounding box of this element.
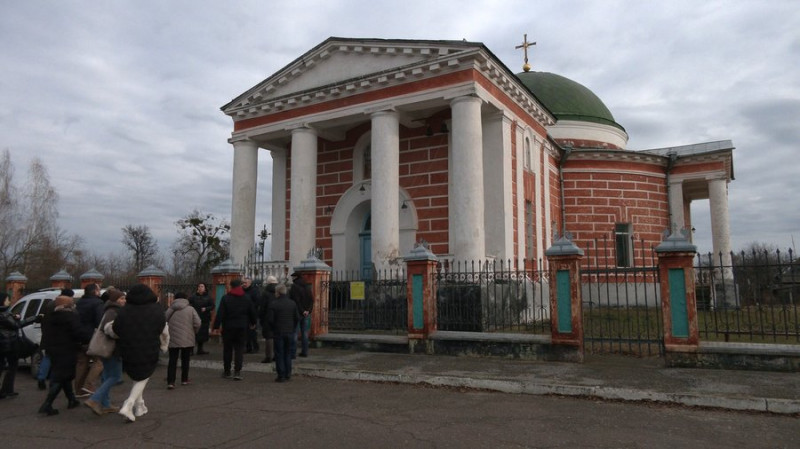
[0,271,314,422]
[213,271,314,383]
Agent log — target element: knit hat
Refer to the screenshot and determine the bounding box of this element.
[126,284,157,305]
[266,275,278,284]
[106,289,125,303]
[53,295,74,309]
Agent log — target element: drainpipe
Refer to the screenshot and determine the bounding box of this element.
[558,144,573,236]
[665,151,678,232]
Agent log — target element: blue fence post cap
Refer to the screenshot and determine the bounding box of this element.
[137,265,166,277]
[211,259,243,274]
[404,241,438,261]
[655,228,697,253]
[49,269,73,282]
[80,268,105,281]
[545,235,584,257]
[5,271,27,282]
[293,251,331,273]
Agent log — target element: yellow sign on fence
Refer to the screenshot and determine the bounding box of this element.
[350,281,365,300]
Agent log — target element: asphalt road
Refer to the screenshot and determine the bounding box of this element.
[1,365,797,449]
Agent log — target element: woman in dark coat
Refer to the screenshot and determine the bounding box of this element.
[189,282,214,355]
[38,295,82,416]
[111,284,167,422]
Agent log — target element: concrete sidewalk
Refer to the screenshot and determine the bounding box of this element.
[188,342,800,415]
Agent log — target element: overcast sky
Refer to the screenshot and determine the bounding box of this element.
[2,0,799,263]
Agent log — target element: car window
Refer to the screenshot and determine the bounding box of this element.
[11,301,25,315]
[24,298,42,320]
[41,298,53,313]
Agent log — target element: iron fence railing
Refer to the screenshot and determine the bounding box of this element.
[581,237,663,356]
[696,249,799,343]
[434,259,550,334]
[322,268,407,334]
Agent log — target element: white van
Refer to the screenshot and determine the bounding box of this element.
[9,288,89,375]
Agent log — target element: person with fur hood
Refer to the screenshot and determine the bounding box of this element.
[109,284,167,423]
[164,292,200,389]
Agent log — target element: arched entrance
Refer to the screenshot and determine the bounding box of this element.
[359,214,372,279]
[330,181,419,275]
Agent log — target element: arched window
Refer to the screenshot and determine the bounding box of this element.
[524,137,532,171]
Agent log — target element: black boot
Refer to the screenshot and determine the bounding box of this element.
[64,382,80,409]
[38,382,61,416]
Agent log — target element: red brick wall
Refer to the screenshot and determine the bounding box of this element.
[285,118,451,263]
[562,160,668,264]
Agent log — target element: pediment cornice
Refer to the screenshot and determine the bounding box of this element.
[222,38,554,127]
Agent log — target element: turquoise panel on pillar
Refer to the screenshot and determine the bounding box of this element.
[668,268,689,338]
[215,284,226,312]
[556,270,572,333]
[412,274,423,329]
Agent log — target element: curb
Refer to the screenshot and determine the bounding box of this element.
[177,358,800,415]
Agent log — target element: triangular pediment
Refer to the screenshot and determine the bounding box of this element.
[221,37,486,116]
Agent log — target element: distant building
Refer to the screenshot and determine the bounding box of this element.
[221,37,734,276]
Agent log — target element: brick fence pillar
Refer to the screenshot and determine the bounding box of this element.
[211,259,243,336]
[137,265,166,303]
[49,269,73,292]
[5,271,27,304]
[403,243,438,353]
[655,230,699,364]
[292,253,331,339]
[80,268,104,289]
[545,235,585,362]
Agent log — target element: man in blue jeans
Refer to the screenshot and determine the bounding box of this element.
[289,272,313,358]
[267,283,300,382]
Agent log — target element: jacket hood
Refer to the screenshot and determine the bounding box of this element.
[170,297,190,310]
[228,286,246,296]
[126,284,158,305]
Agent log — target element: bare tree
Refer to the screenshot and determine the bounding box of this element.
[172,210,230,281]
[121,224,160,273]
[0,150,79,286]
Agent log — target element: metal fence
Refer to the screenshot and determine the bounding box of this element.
[321,268,408,334]
[696,249,799,343]
[581,237,663,356]
[243,249,291,284]
[434,259,550,334]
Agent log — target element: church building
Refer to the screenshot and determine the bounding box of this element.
[221,37,734,276]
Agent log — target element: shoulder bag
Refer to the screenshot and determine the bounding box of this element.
[87,320,116,358]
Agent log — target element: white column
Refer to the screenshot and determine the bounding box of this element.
[289,127,317,268]
[482,111,513,260]
[450,96,485,263]
[709,176,736,306]
[270,149,287,261]
[709,177,732,258]
[669,180,686,233]
[230,138,259,265]
[370,110,400,272]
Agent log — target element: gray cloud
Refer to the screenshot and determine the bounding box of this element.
[2,0,798,262]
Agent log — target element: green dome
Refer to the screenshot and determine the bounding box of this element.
[517,71,624,131]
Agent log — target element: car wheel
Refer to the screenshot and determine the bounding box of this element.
[29,349,43,379]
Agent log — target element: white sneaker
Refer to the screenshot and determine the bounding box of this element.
[118,401,135,422]
[133,400,148,417]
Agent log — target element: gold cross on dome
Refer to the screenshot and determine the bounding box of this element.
[515,33,536,72]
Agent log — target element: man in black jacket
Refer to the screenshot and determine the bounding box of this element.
[289,272,314,358]
[213,279,256,380]
[74,283,104,396]
[242,277,261,354]
[267,283,300,382]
